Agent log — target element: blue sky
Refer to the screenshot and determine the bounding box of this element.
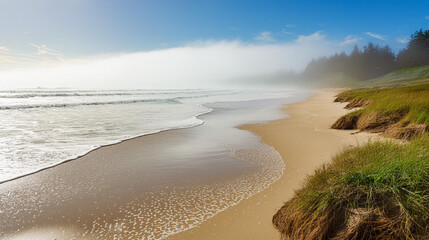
[0,0,428,88]
[0,0,427,56]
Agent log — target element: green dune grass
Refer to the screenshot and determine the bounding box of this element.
[273,136,429,239]
[332,83,429,139]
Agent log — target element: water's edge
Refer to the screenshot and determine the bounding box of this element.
[0,108,212,185]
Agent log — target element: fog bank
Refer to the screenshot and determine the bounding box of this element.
[0,34,337,89]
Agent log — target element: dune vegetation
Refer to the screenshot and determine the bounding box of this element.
[332,83,429,140]
[273,136,429,239]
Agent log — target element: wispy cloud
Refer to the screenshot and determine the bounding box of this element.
[0,44,66,69]
[397,38,408,44]
[254,31,275,41]
[365,32,385,40]
[30,43,62,58]
[282,29,295,35]
[0,50,46,69]
[425,16,429,20]
[282,24,296,34]
[296,31,325,43]
[341,35,360,45]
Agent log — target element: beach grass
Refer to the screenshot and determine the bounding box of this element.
[332,83,429,139]
[273,135,429,239]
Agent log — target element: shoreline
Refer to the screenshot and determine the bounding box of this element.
[0,108,213,185]
[170,89,381,239]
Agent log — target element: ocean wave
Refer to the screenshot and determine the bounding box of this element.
[0,89,222,98]
[0,93,148,98]
[0,92,210,99]
[0,98,181,110]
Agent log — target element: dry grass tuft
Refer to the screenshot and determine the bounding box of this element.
[356,111,404,132]
[385,123,429,140]
[331,110,362,130]
[344,99,371,109]
[333,208,403,240]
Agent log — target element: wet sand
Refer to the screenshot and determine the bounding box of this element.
[170,89,380,239]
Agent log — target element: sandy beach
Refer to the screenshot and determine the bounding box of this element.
[170,89,380,239]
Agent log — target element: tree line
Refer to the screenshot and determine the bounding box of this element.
[302,29,429,81]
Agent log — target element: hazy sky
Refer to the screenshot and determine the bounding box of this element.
[0,0,428,88]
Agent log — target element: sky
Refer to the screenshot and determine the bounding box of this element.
[0,0,428,88]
